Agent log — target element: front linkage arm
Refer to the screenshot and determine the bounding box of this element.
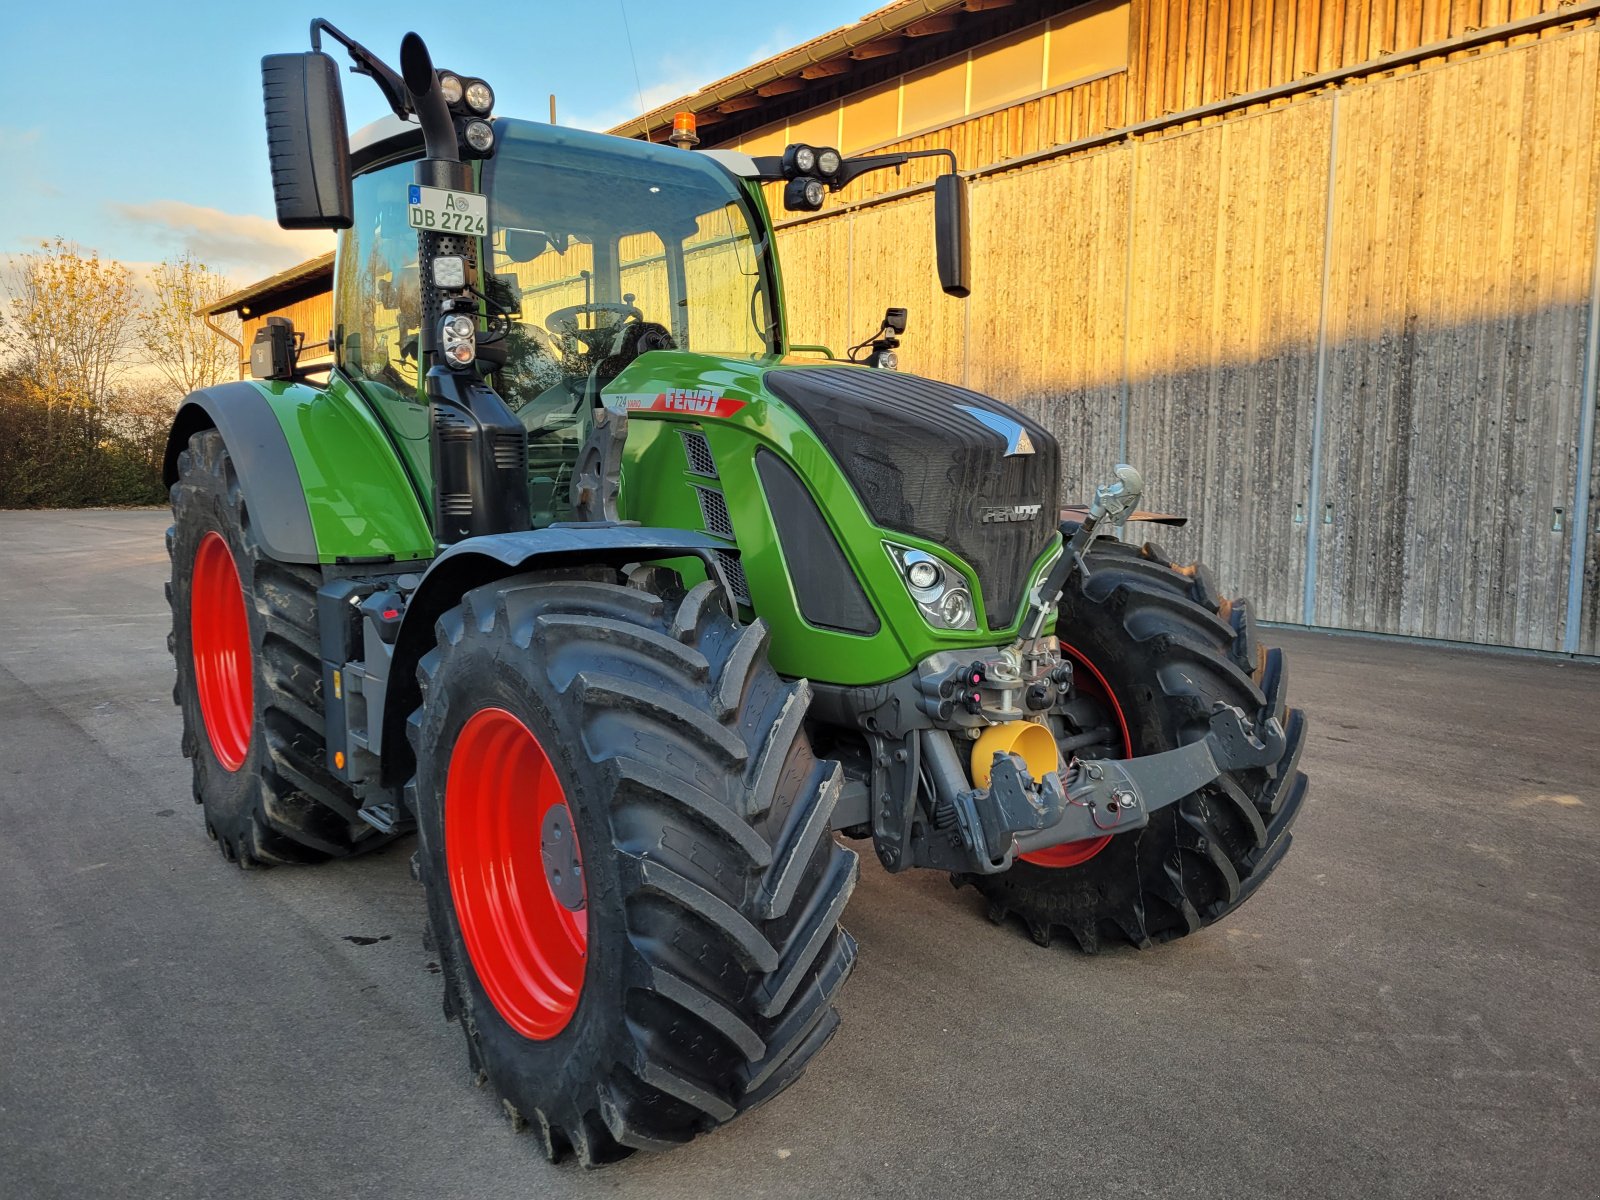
[927,703,1286,874]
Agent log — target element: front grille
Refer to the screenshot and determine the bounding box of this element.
[440,493,473,516]
[764,367,1060,628]
[716,550,750,606]
[680,429,718,477]
[696,486,735,540]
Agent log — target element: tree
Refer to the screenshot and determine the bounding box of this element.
[137,252,240,396]
[1,237,141,423]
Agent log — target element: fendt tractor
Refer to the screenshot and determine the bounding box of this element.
[164,21,1308,1164]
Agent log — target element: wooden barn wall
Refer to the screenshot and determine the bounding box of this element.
[1315,28,1600,650]
[774,23,1600,652]
[1128,0,1577,124]
[1123,97,1331,625]
[760,0,1585,217]
[966,148,1131,505]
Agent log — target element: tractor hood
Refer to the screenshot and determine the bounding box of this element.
[762,366,1061,628]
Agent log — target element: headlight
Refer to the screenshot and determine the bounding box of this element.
[906,559,940,590]
[439,74,464,105]
[441,313,476,368]
[465,80,494,114]
[885,543,978,631]
[464,120,494,153]
[793,145,817,174]
[939,589,972,627]
[817,147,841,177]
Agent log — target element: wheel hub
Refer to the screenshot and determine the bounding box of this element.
[190,531,253,772]
[445,706,587,1040]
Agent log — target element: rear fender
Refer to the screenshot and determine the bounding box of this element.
[378,526,739,786]
[164,376,433,565]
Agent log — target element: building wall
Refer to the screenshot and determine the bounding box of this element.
[769,11,1600,654]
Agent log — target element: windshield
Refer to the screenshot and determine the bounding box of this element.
[483,122,776,417]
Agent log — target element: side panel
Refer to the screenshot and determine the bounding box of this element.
[165,376,434,565]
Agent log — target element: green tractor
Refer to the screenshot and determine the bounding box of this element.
[165,22,1307,1165]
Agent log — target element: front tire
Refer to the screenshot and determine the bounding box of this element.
[409,576,859,1165]
[960,537,1308,951]
[167,428,383,865]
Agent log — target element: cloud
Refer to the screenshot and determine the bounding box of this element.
[564,67,712,132]
[107,200,333,287]
[0,125,61,200]
[563,24,804,133]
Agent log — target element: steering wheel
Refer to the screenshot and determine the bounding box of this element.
[544,301,643,337]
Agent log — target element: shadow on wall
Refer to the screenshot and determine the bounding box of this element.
[998,303,1597,657]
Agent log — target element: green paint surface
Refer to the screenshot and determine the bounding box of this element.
[255,374,435,563]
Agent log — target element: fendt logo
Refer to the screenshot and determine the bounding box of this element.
[979,504,1042,524]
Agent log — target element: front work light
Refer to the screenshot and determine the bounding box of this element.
[464,80,494,114]
[464,120,494,153]
[432,255,467,289]
[439,73,464,105]
[784,177,826,211]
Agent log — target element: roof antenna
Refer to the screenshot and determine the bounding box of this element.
[618,0,648,120]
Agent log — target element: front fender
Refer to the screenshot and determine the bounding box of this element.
[379,526,738,786]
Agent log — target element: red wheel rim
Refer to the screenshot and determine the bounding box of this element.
[1019,641,1131,869]
[446,707,587,1040]
[190,531,253,772]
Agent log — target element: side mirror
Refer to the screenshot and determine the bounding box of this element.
[505,229,552,263]
[261,52,354,230]
[933,173,970,298]
[250,317,300,381]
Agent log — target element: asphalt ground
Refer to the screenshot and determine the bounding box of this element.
[1,508,1596,1200]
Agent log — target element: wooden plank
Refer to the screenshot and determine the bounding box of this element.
[1318,0,1346,72]
[1249,0,1274,90]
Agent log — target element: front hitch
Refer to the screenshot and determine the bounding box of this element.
[931,704,1285,874]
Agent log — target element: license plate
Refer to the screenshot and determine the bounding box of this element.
[407,184,488,236]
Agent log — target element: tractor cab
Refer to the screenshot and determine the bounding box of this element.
[336,116,783,525]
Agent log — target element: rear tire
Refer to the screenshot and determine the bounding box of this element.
[167,428,384,865]
[408,575,859,1165]
[959,536,1308,951]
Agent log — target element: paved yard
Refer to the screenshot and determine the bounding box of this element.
[1,509,1595,1199]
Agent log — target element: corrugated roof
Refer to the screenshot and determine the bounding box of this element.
[607,0,970,141]
[200,251,336,317]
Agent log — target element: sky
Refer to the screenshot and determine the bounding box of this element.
[0,1,871,287]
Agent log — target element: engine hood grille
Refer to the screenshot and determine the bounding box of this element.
[763,366,1060,628]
